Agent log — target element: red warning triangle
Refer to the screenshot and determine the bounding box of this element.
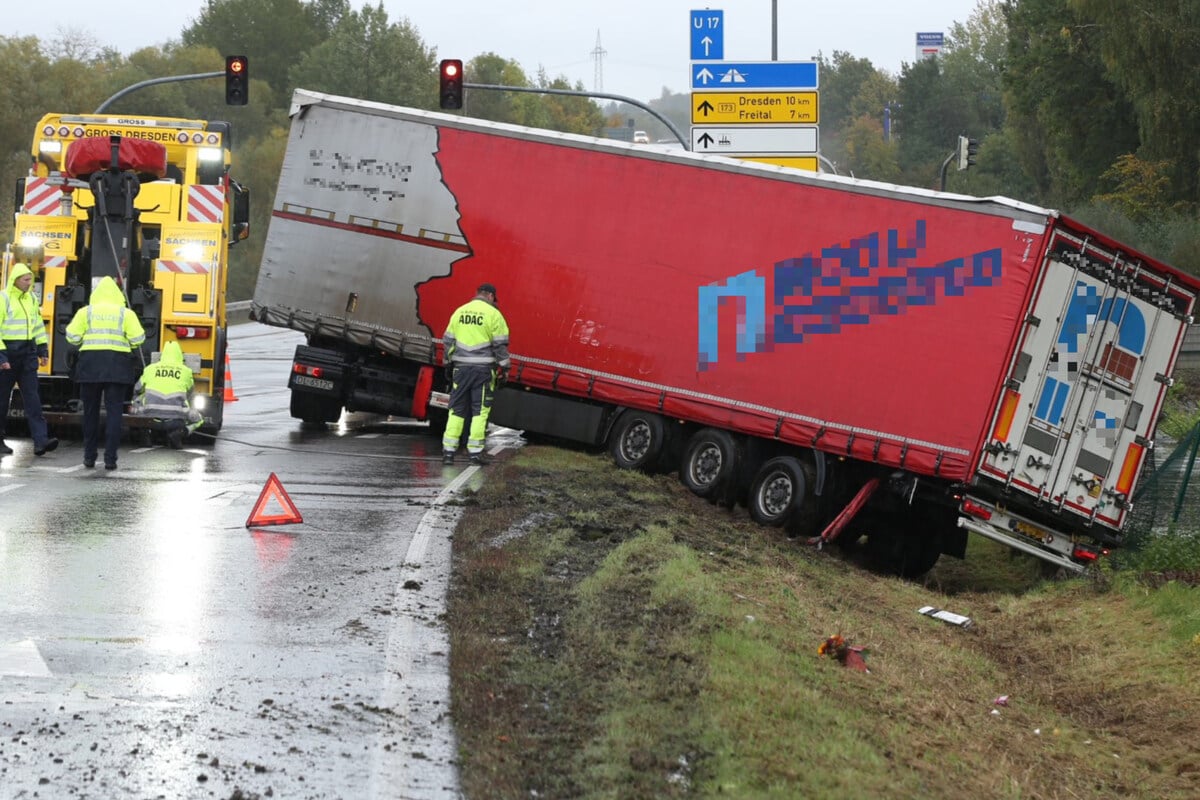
[246,472,303,528]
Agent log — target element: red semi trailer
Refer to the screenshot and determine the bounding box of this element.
[253,90,1200,575]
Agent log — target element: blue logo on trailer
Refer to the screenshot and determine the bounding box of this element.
[690,9,724,61]
[1033,281,1146,428]
[696,221,1002,369]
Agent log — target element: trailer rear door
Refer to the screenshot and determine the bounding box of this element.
[980,227,1194,531]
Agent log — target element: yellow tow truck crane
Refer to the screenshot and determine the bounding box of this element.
[2,113,249,434]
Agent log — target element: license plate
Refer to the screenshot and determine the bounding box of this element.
[1013,520,1049,543]
[293,375,334,391]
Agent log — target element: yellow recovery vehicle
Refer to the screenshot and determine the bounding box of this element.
[3,112,249,434]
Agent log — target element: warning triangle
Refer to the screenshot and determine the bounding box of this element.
[246,472,303,528]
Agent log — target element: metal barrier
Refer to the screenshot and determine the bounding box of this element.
[1178,326,1200,371]
[228,300,253,324]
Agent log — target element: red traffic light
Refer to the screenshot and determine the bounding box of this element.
[225,55,248,106]
[439,59,464,110]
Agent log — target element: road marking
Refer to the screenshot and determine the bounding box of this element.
[0,639,52,678]
[369,462,475,798]
[0,484,24,495]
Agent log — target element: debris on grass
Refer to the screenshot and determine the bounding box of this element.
[817,634,870,672]
[918,605,974,628]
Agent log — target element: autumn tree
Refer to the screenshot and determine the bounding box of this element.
[289,3,437,108]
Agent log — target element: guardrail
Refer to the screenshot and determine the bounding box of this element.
[229,300,253,324]
[1181,326,1200,371]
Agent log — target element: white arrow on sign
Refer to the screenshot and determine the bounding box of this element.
[691,125,819,154]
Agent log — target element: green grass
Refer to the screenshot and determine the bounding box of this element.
[447,446,1200,799]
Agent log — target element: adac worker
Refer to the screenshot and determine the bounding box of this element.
[66,276,146,470]
[0,263,58,456]
[133,341,202,449]
[442,282,510,465]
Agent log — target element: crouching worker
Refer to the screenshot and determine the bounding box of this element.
[132,341,201,449]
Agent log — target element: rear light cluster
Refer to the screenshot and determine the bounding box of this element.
[294,363,324,379]
[961,499,993,521]
[171,326,211,339]
[1071,544,1108,563]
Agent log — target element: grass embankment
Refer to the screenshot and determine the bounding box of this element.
[447,445,1200,800]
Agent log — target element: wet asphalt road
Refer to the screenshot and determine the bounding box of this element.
[0,323,503,799]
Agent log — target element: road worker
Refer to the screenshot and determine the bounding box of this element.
[442,282,510,465]
[0,263,57,456]
[66,276,146,470]
[132,340,202,449]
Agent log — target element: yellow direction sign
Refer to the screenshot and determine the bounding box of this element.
[692,91,819,125]
[740,156,820,172]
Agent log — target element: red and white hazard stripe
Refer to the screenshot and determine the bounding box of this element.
[43,256,68,269]
[156,261,211,274]
[23,177,63,216]
[187,185,225,223]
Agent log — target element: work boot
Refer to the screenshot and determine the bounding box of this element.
[469,453,487,466]
[442,451,456,465]
[167,428,185,450]
[0,441,12,455]
[34,437,59,456]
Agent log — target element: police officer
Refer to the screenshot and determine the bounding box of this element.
[0,263,57,456]
[442,282,510,465]
[66,276,146,470]
[132,341,202,449]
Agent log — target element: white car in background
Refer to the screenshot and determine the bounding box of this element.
[632,130,649,144]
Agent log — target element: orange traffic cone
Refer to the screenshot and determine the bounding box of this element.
[223,351,240,402]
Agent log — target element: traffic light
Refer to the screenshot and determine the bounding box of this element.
[225,55,248,106]
[439,59,464,110]
[956,135,979,171]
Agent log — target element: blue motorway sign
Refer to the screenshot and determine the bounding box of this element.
[690,10,724,61]
[692,61,819,90]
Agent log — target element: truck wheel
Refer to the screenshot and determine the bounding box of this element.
[608,409,668,471]
[865,530,941,578]
[747,456,818,535]
[290,392,341,428]
[680,428,739,500]
[198,396,225,435]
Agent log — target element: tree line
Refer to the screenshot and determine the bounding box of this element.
[0,0,1196,300]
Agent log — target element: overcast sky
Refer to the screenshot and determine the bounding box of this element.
[9,0,974,102]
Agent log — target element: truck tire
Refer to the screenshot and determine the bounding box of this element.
[290,391,341,428]
[747,456,819,535]
[680,428,740,500]
[197,396,224,436]
[865,530,941,578]
[608,409,668,471]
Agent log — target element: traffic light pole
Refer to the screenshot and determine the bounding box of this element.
[94,71,222,113]
[464,83,691,150]
[939,149,956,192]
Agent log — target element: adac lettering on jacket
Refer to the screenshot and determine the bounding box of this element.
[458,312,484,326]
[154,366,183,380]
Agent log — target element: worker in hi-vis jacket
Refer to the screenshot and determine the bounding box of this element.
[441,282,509,466]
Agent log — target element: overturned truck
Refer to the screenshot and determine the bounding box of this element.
[253,89,1200,575]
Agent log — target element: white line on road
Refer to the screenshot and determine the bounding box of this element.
[369,463,477,799]
[0,484,24,495]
